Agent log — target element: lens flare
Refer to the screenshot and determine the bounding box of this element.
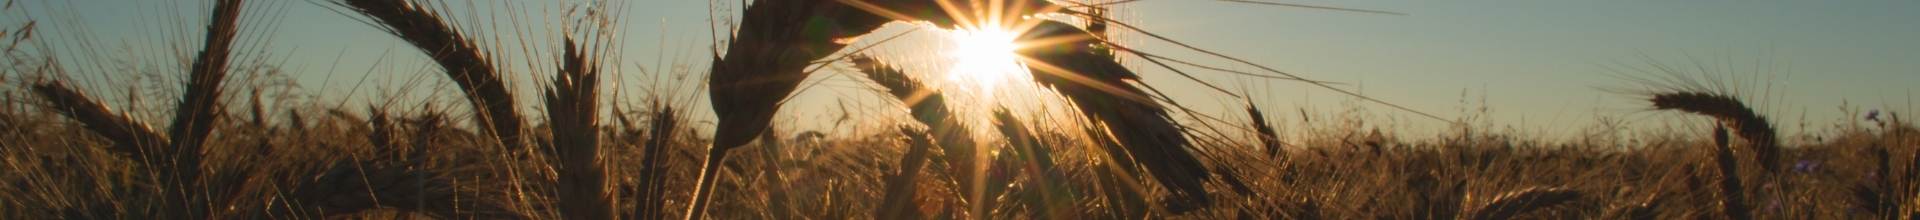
[945,27,1026,93]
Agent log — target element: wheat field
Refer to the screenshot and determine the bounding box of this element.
[1,0,1916,219]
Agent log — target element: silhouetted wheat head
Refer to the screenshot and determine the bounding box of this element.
[849,54,963,219]
[28,81,167,158]
[1247,102,1284,159]
[543,36,614,220]
[336,0,524,150]
[1014,19,1213,212]
[1646,90,1767,220]
[1651,91,1780,173]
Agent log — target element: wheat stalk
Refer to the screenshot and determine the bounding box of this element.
[336,0,524,150]
[1711,125,1754,220]
[1014,20,1213,212]
[755,128,796,219]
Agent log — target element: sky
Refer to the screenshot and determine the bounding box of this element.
[19,0,1920,140]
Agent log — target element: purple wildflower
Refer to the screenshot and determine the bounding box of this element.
[1792,160,1819,173]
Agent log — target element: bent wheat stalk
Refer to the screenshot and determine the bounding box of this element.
[337,0,525,150]
[1649,91,1769,219]
[1650,91,1780,173]
[1014,20,1213,212]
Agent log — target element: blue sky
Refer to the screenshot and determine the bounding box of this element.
[21,0,1919,139]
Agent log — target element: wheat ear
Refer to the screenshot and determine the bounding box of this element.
[1651,91,1781,173]
[1649,91,1768,219]
[29,81,169,157]
[850,54,990,217]
[543,37,614,219]
[1014,20,1213,212]
[1246,102,1283,159]
[630,102,680,219]
[337,0,524,149]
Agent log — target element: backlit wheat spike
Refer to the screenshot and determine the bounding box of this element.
[1651,91,1781,173]
[1014,20,1214,213]
[544,36,614,220]
[849,54,990,217]
[337,0,525,150]
[29,81,169,157]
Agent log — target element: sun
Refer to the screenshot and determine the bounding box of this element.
[944,26,1028,94]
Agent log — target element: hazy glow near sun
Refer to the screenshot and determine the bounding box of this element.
[945,27,1027,94]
